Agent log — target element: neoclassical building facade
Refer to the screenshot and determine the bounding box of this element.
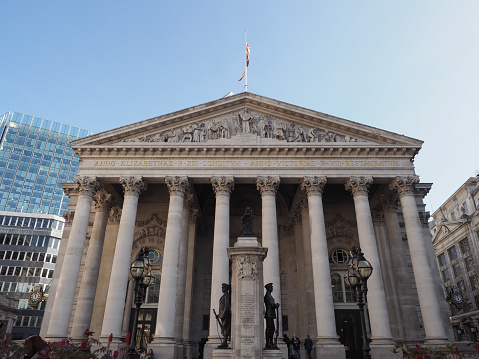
[40,93,453,359]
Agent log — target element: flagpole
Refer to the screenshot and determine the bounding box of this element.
[244,30,247,92]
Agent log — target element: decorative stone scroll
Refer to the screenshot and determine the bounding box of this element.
[325,214,356,240]
[122,109,363,144]
[256,176,280,197]
[74,176,100,197]
[211,176,234,197]
[134,213,167,240]
[301,176,327,197]
[345,176,373,197]
[120,176,147,197]
[389,176,420,198]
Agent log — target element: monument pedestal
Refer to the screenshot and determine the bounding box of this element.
[228,236,268,359]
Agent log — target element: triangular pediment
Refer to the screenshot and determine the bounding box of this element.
[72,93,423,156]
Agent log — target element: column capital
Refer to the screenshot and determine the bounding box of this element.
[389,176,419,198]
[93,189,112,212]
[345,176,373,197]
[256,176,280,196]
[74,176,100,197]
[165,176,189,196]
[120,176,147,197]
[63,210,75,225]
[301,176,327,197]
[378,194,399,212]
[211,176,234,197]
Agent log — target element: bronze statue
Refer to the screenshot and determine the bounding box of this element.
[264,283,280,349]
[241,207,254,236]
[214,283,231,349]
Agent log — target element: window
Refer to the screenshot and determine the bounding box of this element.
[458,280,466,293]
[438,253,447,267]
[145,272,161,304]
[460,239,470,254]
[448,247,458,261]
[443,268,451,282]
[470,275,479,291]
[466,257,475,272]
[331,273,344,303]
[462,202,469,214]
[453,263,462,277]
[329,249,350,264]
[451,211,457,221]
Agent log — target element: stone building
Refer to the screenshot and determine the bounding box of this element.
[430,175,479,342]
[41,93,453,359]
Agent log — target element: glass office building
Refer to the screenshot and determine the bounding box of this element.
[0,111,91,339]
[0,111,90,215]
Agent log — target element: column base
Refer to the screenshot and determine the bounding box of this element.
[204,338,222,359]
[148,338,177,359]
[370,344,399,359]
[424,337,448,346]
[212,348,234,359]
[315,342,346,359]
[262,348,283,358]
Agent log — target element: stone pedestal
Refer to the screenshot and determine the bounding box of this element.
[227,236,268,359]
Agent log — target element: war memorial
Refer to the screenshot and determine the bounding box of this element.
[40,92,453,358]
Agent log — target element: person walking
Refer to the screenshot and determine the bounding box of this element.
[291,333,301,359]
[304,334,313,359]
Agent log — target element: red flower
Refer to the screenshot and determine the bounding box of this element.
[83,328,90,337]
[109,333,113,343]
[113,350,119,358]
[60,340,66,347]
[125,332,131,344]
[80,341,87,350]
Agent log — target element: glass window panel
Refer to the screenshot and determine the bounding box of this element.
[331,273,344,303]
[448,247,458,261]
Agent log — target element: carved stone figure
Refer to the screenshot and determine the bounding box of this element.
[275,122,286,140]
[218,119,229,138]
[308,128,319,142]
[238,110,253,133]
[264,283,280,349]
[215,283,231,349]
[241,207,254,236]
[182,124,194,142]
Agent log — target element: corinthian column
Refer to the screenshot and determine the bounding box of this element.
[208,176,234,343]
[302,177,344,357]
[46,176,99,340]
[345,176,393,347]
[256,176,282,335]
[71,189,111,339]
[100,176,147,342]
[389,176,447,344]
[153,176,189,350]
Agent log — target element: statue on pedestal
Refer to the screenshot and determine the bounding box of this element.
[264,283,280,349]
[241,207,254,236]
[214,283,231,349]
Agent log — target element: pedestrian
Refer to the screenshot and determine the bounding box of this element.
[140,350,147,359]
[304,334,313,359]
[292,333,301,359]
[146,349,155,358]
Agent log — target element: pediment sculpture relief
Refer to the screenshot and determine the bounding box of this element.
[122,110,364,144]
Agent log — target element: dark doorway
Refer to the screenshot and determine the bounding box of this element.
[335,309,363,359]
[129,308,157,351]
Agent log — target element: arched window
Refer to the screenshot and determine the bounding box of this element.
[329,249,350,264]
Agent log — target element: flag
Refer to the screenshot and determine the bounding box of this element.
[238,42,250,81]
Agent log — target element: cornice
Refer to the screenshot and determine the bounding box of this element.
[74,144,419,159]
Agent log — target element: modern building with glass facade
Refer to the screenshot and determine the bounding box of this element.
[0,111,90,339]
[0,111,90,215]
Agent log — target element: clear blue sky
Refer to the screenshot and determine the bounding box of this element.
[1,1,478,213]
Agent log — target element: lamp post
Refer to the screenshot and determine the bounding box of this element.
[344,246,373,359]
[128,247,154,359]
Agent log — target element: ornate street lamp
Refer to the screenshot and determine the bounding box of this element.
[128,247,154,359]
[344,246,373,359]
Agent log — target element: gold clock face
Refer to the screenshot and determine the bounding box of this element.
[29,291,41,304]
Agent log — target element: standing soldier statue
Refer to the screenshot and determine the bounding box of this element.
[214,283,231,349]
[264,283,280,349]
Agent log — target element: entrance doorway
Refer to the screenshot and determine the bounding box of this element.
[335,309,363,359]
[129,308,157,351]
